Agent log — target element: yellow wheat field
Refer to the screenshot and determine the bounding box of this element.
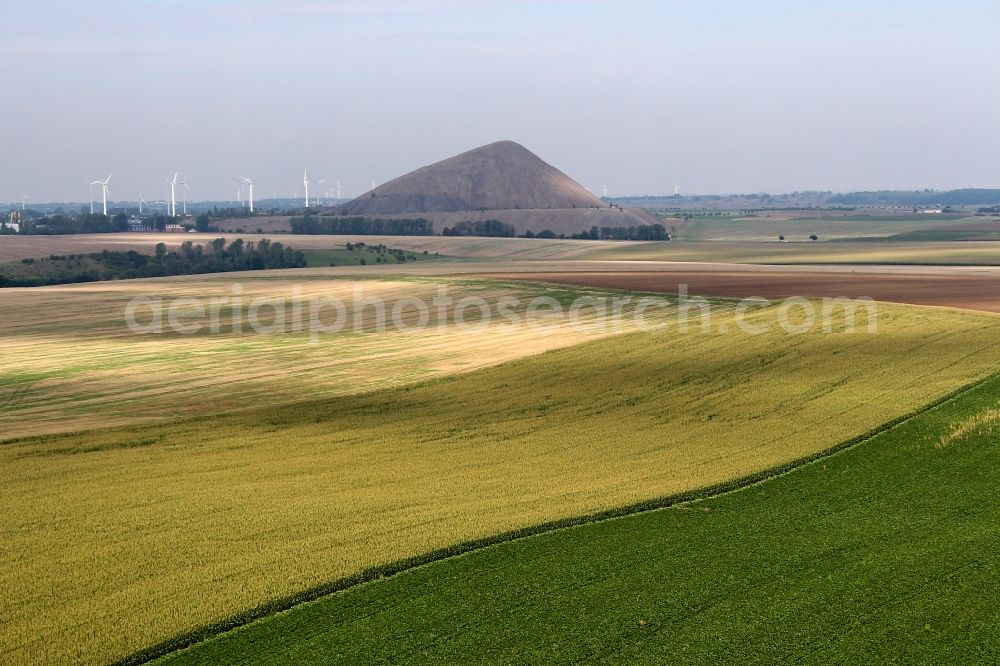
[2,300,1000,664]
[0,275,676,439]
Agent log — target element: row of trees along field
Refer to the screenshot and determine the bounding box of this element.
[12,208,289,235]
[441,220,516,237]
[0,238,306,287]
[570,224,670,240]
[289,216,433,235]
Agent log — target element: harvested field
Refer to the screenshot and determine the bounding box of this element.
[489,270,1000,313]
[586,239,1000,265]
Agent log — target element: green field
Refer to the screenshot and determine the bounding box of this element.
[4,300,1000,664]
[300,245,436,267]
[158,371,1000,665]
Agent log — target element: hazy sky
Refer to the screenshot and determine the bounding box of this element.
[2,0,998,203]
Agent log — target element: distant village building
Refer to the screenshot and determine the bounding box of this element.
[3,210,21,233]
[164,224,185,232]
[128,220,153,232]
[919,208,944,214]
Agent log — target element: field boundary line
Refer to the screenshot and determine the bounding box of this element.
[119,371,999,666]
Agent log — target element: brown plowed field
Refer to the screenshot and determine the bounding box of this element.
[488,270,1000,313]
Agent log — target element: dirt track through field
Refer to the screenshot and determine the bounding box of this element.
[486,270,1000,313]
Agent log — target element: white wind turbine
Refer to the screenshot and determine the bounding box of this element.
[303,168,325,207]
[336,180,343,200]
[90,176,111,215]
[139,191,146,215]
[239,176,255,212]
[89,184,95,214]
[166,172,181,217]
[20,194,29,211]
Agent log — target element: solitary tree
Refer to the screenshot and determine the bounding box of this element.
[809,234,818,242]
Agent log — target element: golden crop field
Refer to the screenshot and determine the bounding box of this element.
[3,301,1000,665]
[0,274,673,439]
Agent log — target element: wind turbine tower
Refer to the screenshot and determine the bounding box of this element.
[90,176,111,216]
[166,172,180,217]
[240,177,255,212]
[303,169,324,208]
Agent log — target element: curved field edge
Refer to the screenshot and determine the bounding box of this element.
[6,300,1000,665]
[126,372,995,666]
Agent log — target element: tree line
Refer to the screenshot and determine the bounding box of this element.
[569,224,670,241]
[290,216,433,235]
[441,219,516,237]
[0,238,306,287]
[827,189,1000,206]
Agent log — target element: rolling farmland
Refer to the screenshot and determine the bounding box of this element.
[585,239,1000,265]
[160,371,1000,665]
[0,233,622,264]
[488,270,1000,313]
[3,301,1000,664]
[9,2,1000,664]
[671,213,980,242]
[0,275,671,439]
[6,232,1000,268]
